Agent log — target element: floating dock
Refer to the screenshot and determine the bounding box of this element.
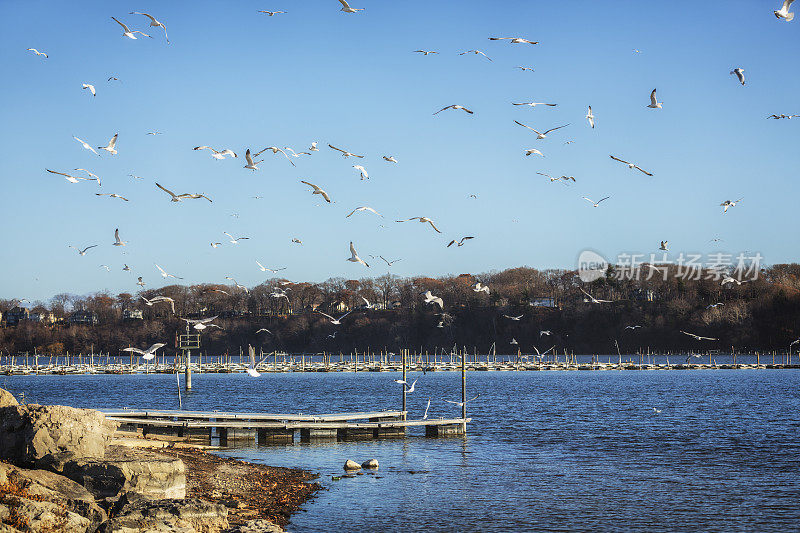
[103,409,470,445]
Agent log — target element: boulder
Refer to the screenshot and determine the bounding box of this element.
[60,455,186,500]
[0,497,91,532]
[224,519,284,532]
[361,459,379,469]
[0,389,18,408]
[343,460,361,471]
[0,404,117,467]
[106,493,228,533]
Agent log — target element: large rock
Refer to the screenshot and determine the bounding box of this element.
[0,461,102,532]
[106,493,228,533]
[343,460,361,471]
[0,404,117,467]
[0,389,18,408]
[60,454,186,500]
[224,519,284,532]
[361,459,379,469]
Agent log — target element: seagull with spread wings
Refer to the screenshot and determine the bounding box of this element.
[647,89,663,109]
[327,144,363,158]
[141,295,176,314]
[434,105,473,115]
[223,232,249,245]
[514,120,569,139]
[47,169,97,184]
[156,264,183,279]
[775,0,795,21]
[459,50,492,61]
[111,16,151,39]
[353,165,369,180]
[423,290,444,309]
[73,136,100,156]
[256,261,287,273]
[580,288,613,304]
[473,282,490,294]
[243,149,263,170]
[82,83,96,97]
[396,217,441,233]
[98,133,118,155]
[512,101,557,107]
[338,0,364,13]
[155,183,212,202]
[69,244,98,256]
[586,106,595,128]
[609,155,653,176]
[582,196,610,207]
[730,68,746,86]
[300,180,331,203]
[317,309,353,325]
[193,146,237,160]
[346,206,382,218]
[123,343,165,361]
[113,228,127,246]
[447,236,474,247]
[225,277,250,294]
[258,10,287,16]
[681,330,718,341]
[347,242,369,267]
[95,193,129,201]
[383,155,398,163]
[720,198,743,213]
[489,36,538,44]
[26,48,48,58]
[414,49,438,55]
[129,11,169,43]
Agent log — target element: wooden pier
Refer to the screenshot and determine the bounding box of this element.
[103,409,471,445]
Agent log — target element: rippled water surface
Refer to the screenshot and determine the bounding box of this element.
[5,368,800,532]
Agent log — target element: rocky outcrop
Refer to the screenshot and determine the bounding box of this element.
[343,460,361,471]
[106,493,228,533]
[0,404,117,467]
[0,389,17,408]
[224,519,284,532]
[361,459,379,469]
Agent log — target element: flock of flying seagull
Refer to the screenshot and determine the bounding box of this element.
[19,1,798,365]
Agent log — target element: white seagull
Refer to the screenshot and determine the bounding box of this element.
[258,10,287,16]
[730,68,746,86]
[514,120,569,139]
[141,295,176,314]
[316,309,353,325]
[193,146,237,160]
[95,193,129,201]
[720,198,743,213]
[473,283,490,294]
[404,380,418,393]
[256,261,286,273]
[433,105,473,115]
[775,0,795,21]
[111,16,151,39]
[26,48,48,58]
[129,12,169,43]
[524,149,544,157]
[609,155,653,176]
[582,196,611,207]
[46,169,96,184]
[414,50,438,55]
[580,288,613,304]
[503,314,523,321]
[155,264,183,279]
[459,50,492,61]
[586,106,595,128]
[338,0,364,13]
[300,180,331,203]
[680,330,718,341]
[223,232,249,244]
[309,141,319,151]
[647,89,663,109]
[137,277,146,287]
[659,240,669,251]
[353,165,369,180]
[113,228,127,246]
[489,37,538,44]
[243,149,263,170]
[423,290,444,309]
[225,277,250,294]
[181,316,220,331]
[347,241,369,267]
[512,101,557,107]
[516,66,535,71]
[346,206,382,218]
[246,349,269,378]
[382,156,398,163]
[98,133,118,155]
[123,343,165,361]
[82,83,96,96]
[327,144,364,158]
[69,244,98,256]
[155,183,212,202]
[396,217,442,233]
[73,136,100,156]
[447,236,474,247]
[444,394,480,408]
[74,168,101,184]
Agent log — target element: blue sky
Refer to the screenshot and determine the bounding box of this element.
[1,0,798,303]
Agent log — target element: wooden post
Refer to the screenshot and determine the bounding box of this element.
[402,351,407,420]
[461,352,467,432]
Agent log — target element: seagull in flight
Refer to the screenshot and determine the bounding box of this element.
[721,276,743,287]
[309,141,319,151]
[223,232,249,244]
[129,12,169,43]
[730,68,746,86]
[137,277,146,287]
[423,398,431,419]
[447,236,474,247]
[155,183,212,202]
[512,101,557,107]
[586,106,595,128]
[444,394,480,408]
[353,165,369,180]
[423,290,444,309]
[489,37,538,44]
[75,168,102,182]
[193,146,237,160]
[379,256,401,267]
[73,136,100,156]
[210,242,222,248]
[284,147,312,158]
[256,261,286,273]
[382,156,398,163]
[338,0,364,13]
[434,105,473,115]
[346,206,382,218]
[317,309,353,325]
[225,277,250,294]
[156,264,183,279]
[582,196,610,207]
[26,48,48,58]
[347,241,369,267]
[503,314,523,321]
[680,330,718,341]
[659,240,669,251]
[524,149,544,157]
[414,50,438,55]
[328,144,364,158]
[113,228,127,246]
[123,343,165,361]
[98,133,118,155]
[720,198,743,213]
[473,282,490,294]
[141,295,176,314]
[258,10,287,16]
[243,149,263,170]
[82,83,96,96]
[69,244,98,256]
[516,66,535,71]
[514,120,569,139]
[181,316,220,331]
[246,349,268,378]
[396,217,442,233]
[775,0,795,21]
[46,169,97,184]
[100,264,111,271]
[256,328,273,334]
[300,180,331,203]
[580,288,613,304]
[404,379,418,393]
[111,16,151,39]
[767,114,799,119]
[609,155,653,176]
[706,302,724,309]
[625,325,643,330]
[95,193,129,201]
[647,89,663,109]
[253,146,295,166]
[459,50,492,61]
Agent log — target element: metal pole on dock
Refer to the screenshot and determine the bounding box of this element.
[402,351,407,420]
[461,352,467,432]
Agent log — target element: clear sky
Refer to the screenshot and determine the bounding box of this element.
[1,0,798,303]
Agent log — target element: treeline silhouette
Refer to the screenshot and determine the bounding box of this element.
[2,263,799,356]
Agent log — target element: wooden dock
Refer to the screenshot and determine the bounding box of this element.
[103,409,470,444]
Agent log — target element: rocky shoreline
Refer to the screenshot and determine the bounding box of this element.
[0,388,319,532]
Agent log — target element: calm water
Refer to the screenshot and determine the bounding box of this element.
[4,368,800,532]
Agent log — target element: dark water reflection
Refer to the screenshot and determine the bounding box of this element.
[4,369,799,532]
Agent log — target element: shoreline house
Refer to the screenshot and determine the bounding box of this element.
[4,307,30,326]
[69,310,98,326]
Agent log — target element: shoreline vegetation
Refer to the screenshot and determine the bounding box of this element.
[2,264,800,357]
[0,388,320,532]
